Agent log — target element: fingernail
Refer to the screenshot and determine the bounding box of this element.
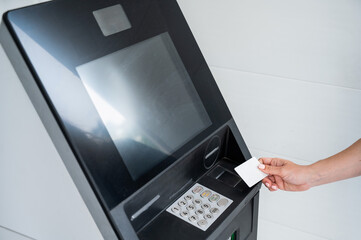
[272,185,278,190]
[258,164,265,170]
[265,183,270,187]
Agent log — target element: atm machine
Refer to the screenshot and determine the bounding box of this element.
[0,0,261,239]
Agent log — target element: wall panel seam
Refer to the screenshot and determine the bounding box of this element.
[0,225,37,240]
[209,65,361,92]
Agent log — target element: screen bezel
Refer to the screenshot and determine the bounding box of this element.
[6,0,232,209]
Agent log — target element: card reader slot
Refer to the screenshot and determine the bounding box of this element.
[218,171,241,188]
[208,166,225,179]
[208,161,242,188]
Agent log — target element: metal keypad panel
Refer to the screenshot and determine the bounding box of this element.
[166,183,233,231]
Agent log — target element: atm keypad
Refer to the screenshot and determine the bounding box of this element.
[166,183,233,231]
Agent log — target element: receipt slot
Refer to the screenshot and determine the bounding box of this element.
[0,0,261,239]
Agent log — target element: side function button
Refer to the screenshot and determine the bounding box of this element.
[192,186,203,194]
[210,207,220,215]
[217,198,229,207]
[200,190,212,198]
[197,219,208,227]
[209,194,220,202]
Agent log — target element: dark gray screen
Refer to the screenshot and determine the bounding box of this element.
[76,33,211,180]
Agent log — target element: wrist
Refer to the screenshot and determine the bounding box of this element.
[305,161,323,188]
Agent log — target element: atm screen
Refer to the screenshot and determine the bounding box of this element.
[76,33,211,181]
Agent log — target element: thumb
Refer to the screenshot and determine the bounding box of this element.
[258,164,283,176]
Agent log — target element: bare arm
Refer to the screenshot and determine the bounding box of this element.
[308,138,361,187]
[258,138,361,191]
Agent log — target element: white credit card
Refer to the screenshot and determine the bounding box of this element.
[234,157,268,187]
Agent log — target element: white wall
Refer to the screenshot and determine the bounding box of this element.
[0,1,104,240]
[177,0,361,240]
[1,0,360,239]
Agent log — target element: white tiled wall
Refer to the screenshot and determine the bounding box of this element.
[1,0,360,240]
[177,0,361,240]
[0,1,104,240]
[178,0,361,90]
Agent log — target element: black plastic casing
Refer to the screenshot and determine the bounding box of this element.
[0,0,261,239]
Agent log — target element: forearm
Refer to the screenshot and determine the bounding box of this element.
[307,139,361,187]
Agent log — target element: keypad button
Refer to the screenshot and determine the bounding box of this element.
[166,184,233,232]
[210,207,220,215]
[197,219,208,227]
[209,194,220,202]
[200,190,212,198]
[171,206,180,213]
[195,209,205,215]
[184,195,194,201]
[217,198,229,207]
[194,199,202,205]
[180,210,189,217]
[192,186,203,194]
[201,203,211,210]
[187,204,195,211]
[178,200,187,207]
[189,215,199,222]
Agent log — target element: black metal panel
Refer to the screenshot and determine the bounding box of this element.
[1,0,260,239]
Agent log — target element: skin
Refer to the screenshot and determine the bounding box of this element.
[257,138,361,192]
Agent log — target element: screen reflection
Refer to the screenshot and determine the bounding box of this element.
[77,33,211,180]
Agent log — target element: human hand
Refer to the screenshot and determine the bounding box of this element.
[258,157,312,192]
